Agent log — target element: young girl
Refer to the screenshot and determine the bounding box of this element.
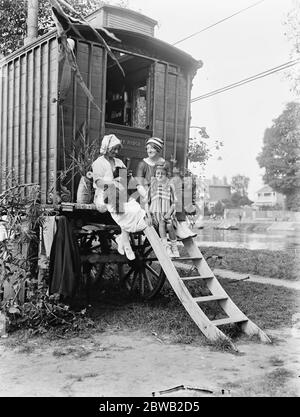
[145,164,180,258]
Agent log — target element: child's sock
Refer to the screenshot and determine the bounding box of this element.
[170,240,180,258]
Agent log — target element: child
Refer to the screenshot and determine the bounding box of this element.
[145,164,180,258]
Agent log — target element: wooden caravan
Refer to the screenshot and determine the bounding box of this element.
[0,4,200,203]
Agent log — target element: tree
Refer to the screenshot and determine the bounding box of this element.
[231,174,250,197]
[257,102,300,211]
[0,0,128,56]
[187,127,223,165]
[285,1,300,97]
[213,200,224,216]
[229,192,253,208]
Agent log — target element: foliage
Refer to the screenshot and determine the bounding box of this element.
[231,174,250,197]
[0,174,96,335]
[212,200,224,216]
[0,0,128,56]
[284,1,300,96]
[68,122,100,176]
[0,180,47,313]
[188,127,223,165]
[4,287,94,335]
[257,102,300,210]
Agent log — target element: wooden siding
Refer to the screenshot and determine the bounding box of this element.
[88,7,156,37]
[106,13,154,37]
[59,41,104,199]
[152,62,189,169]
[0,38,58,203]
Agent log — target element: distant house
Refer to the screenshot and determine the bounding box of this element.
[253,185,285,208]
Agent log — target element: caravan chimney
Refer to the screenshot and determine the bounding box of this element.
[24,0,39,45]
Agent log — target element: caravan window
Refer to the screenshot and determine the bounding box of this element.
[105,52,152,129]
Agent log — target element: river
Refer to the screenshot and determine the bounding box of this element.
[194,227,300,253]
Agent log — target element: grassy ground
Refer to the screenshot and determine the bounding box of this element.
[5,248,299,351]
[13,272,296,351]
[194,246,299,281]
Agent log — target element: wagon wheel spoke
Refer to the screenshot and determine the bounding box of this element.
[143,246,154,259]
[140,271,145,297]
[131,270,139,292]
[144,263,160,279]
[142,269,154,292]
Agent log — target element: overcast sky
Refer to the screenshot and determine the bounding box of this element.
[122,0,299,198]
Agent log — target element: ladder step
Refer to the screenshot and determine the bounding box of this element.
[194,295,228,303]
[174,257,202,261]
[212,317,248,327]
[181,275,214,281]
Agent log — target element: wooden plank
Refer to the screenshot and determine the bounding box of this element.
[26,51,33,185]
[7,63,14,180]
[181,276,213,281]
[194,295,227,303]
[33,47,41,184]
[173,73,179,161]
[163,63,168,159]
[183,72,191,169]
[48,39,59,204]
[19,55,26,186]
[86,43,93,136]
[40,42,49,202]
[212,317,247,327]
[0,64,3,191]
[16,57,22,184]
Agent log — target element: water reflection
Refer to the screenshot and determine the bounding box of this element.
[195,228,300,252]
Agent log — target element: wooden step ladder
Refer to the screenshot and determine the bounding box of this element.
[143,226,271,350]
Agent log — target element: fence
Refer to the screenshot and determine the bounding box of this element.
[224,208,300,222]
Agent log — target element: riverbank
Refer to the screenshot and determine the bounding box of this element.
[197,219,300,233]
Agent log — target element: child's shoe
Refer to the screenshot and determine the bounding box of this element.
[115,235,125,255]
[162,238,174,258]
[166,244,175,258]
[124,245,135,261]
[170,240,180,258]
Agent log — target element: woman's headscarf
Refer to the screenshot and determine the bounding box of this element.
[100,134,122,155]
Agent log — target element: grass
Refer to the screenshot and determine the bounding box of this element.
[4,259,299,351]
[194,246,299,281]
[31,275,297,348]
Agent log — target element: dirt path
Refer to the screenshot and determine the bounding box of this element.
[213,269,300,291]
[0,326,299,397]
[173,260,300,290]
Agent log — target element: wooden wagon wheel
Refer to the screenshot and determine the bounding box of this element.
[119,232,166,300]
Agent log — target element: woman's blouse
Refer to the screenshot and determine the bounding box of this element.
[92,155,125,187]
[92,155,125,207]
[135,157,166,187]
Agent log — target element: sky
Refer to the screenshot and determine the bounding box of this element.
[118,0,299,199]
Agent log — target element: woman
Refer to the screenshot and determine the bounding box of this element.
[92,134,147,260]
[136,137,196,239]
